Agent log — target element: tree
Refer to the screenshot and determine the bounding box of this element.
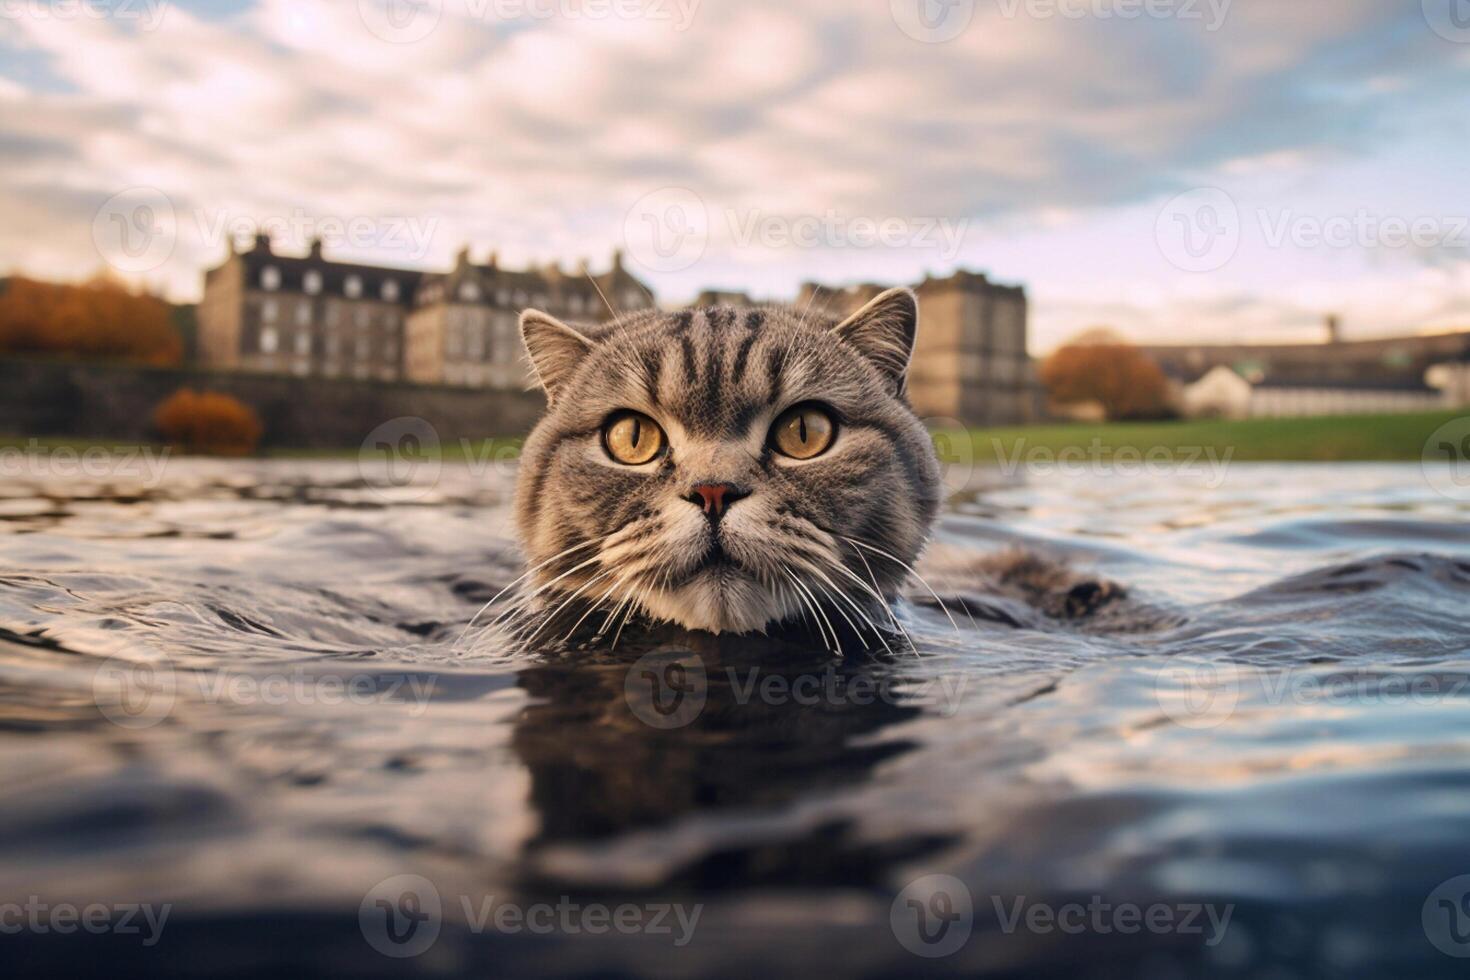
[153,389,263,456]
[0,274,182,365]
[1040,329,1171,420]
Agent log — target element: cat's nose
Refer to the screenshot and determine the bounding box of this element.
[686,483,750,522]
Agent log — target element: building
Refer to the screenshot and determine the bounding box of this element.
[698,269,1042,426]
[405,248,650,387]
[1150,324,1470,418]
[198,236,652,386]
[199,235,422,381]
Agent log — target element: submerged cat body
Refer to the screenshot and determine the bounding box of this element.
[511,290,942,646]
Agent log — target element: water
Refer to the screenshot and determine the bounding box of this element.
[1,458,1468,978]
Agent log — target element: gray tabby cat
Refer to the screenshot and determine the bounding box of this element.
[509,288,940,650]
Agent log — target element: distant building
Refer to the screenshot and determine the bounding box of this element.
[700,269,1040,426]
[198,236,652,386]
[1150,327,1470,418]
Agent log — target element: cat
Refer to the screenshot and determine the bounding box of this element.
[507,288,940,651]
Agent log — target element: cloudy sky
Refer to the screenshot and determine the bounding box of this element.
[2,0,1468,350]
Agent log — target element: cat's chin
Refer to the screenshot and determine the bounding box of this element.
[639,567,798,635]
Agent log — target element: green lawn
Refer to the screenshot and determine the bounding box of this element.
[955,410,1466,463]
[3,411,1464,463]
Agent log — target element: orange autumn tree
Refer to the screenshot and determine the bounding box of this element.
[153,389,263,456]
[0,274,182,365]
[1039,328,1172,421]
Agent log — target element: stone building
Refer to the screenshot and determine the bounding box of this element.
[404,248,651,387]
[198,235,421,381]
[699,269,1042,426]
[198,236,651,387]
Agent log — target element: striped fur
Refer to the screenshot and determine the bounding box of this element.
[511,291,941,645]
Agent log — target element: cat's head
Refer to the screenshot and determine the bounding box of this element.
[513,289,941,638]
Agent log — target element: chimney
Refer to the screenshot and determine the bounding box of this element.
[486,251,498,271]
[455,245,472,270]
[308,237,324,260]
[1326,314,1341,344]
[611,248,624,272]
[253,233,272,254]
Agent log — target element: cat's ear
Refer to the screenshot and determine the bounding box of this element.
[520,309,593,404]
[831,287,919,396]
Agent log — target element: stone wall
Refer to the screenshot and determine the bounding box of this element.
[0,357,545,449]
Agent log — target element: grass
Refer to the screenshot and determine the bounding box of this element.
[2,411,1463,463]
[959,410,1465,463]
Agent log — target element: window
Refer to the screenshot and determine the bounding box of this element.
[261,299,278,323]
[259,326,278,353]
[325,336,339,357]
[325,305,339,327]
[295,302,311,327]
[261,266,280,291]
[460,282,480,303]
[496,289,509,306]
[294,331,311,355]
[382,279,399,302]
[467,327,484,360]
[446,327,462,358]
[344,275,363,299]
[304,271,322,295]
[356,338,370,360]
[355,308,370,330]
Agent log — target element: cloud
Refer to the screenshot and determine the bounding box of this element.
[0,0,1465,347]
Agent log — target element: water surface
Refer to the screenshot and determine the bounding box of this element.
[1,459,1468,977]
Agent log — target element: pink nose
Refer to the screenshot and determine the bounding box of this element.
[688,483,747,520]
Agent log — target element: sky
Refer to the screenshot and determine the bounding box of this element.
[1,0,1468,351]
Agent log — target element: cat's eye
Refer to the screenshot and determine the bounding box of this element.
[769,404,836,460]
[602,411,666,465]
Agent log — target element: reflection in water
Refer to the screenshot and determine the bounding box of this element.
[0,460,1468,977]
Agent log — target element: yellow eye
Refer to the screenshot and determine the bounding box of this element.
[603,411,666,465]
[770,404,836,460]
